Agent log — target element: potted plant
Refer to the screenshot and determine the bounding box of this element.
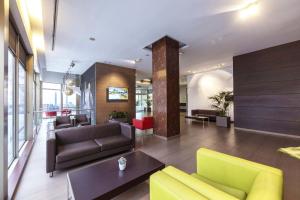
[209,91,233,127]
[109,111,129,123]
[144,95,152,112]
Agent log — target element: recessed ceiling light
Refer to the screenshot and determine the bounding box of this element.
[187,70,191,73]
[135,58,142,63]
[89,37,96,41]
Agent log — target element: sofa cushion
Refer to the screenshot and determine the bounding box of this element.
[78,121,90,126]
[56,116,71,124]
[56,125,95,145]
[93,123,121,138]
[162,166,239,200]
[56,140,100,163]
[94,135,131,151]
[191,173,247,200]
[56,123,73,129]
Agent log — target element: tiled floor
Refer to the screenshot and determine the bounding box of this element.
[14,115,300,200]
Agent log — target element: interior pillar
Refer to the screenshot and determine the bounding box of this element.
[152,36,180,138]
[0,0,9,199]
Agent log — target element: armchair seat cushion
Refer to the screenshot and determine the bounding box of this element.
[94,135,131,151]
[56,140,100,163]
[78,122,91,126]
[191,173,247,200]
[56,123,73,129]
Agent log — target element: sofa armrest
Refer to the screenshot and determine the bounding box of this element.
[150,171,207,200]
[196,148,283,193]
[46,131,57,173]
[247,171,283,200]
[120,123,135,148]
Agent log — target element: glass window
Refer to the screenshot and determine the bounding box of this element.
[8,50,15,166]
[43,82,61,90]
[63,93,77,109]
[18,63,26,150]
[42,89,61,111]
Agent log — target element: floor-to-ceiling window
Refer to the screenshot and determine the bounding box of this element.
[7,20,28,167]
[8,50,15,166]
[63,92,77,109]
[18,63,26,149]
[42,82,61,111]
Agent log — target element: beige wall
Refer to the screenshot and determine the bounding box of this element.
[187,68,234,119]
[95,63,136,124]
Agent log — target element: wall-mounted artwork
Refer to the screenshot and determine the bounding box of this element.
[107,87,128,101]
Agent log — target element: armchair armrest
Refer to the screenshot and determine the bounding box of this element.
[196,148,283,193]
[46,131,57,173]
[53,120,57,129]
[247,171,283,200]
[132,119,143,127]
[120,122,135,148]
[150,171,207,200]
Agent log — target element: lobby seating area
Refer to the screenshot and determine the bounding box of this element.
[150,148,283,200]
[1,1,300,200]
[47,122,135,175]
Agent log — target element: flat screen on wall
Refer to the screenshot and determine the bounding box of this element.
[107,87,129,101]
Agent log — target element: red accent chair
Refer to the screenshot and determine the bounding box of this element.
[45,111,57,118]
[132,117,153,131]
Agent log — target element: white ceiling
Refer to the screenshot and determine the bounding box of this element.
[42,0,300,77]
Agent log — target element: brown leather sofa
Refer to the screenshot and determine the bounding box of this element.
[191,109,220,122]
[46,122,135,176]
[53,116,73,129]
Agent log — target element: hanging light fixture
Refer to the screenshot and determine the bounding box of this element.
[63,61,76,96]
[65,78,75,87]
[64,86,74,96]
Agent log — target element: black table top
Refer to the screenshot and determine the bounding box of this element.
[68,151,165,200]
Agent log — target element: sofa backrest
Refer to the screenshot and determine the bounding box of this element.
[55,123,122,145]
[93,123,121,139]
[56,116,71,125]
[56,125,95,145]
[75,114,88,123]
[191,109,219,116]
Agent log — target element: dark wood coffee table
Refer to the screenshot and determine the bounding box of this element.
[67,151,165,200]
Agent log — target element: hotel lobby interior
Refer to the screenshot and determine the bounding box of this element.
[1,0,300,200]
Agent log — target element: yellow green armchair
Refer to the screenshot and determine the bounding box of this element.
[150,148,283,200]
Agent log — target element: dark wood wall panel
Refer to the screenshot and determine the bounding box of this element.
[234,40,300,136]
[235,95,300,108]
[234,66,300,84]
[235,107,300,122]
[235,118,300,136]
[95,63,136,124]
